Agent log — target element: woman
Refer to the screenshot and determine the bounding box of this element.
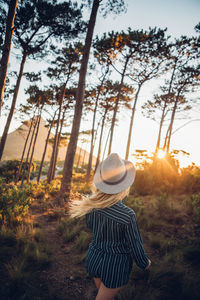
[69,153,151,300]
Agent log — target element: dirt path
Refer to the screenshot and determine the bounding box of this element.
[30,205,96,300]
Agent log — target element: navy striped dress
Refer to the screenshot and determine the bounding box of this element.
[85,200,149,288]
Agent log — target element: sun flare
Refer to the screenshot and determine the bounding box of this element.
[157,149,166,159]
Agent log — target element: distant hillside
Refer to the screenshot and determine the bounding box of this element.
[1,118,96,165]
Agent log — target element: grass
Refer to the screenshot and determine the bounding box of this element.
[1,169,200,299]
[0,221,51,299]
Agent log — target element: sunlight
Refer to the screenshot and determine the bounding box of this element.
[176,152,191,168]
[157,149,166,159]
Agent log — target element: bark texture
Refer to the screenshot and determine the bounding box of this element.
[60,0,100,200]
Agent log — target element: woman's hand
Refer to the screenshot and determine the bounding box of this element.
[145,259,151,270]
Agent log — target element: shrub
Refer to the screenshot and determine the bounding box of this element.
[0,179,32,225]
[190,193,200,217]
[75,231,91,253]
[0,160,36,183]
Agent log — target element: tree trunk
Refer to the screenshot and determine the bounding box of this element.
[103,128,111,160]
[60,0,100,200]
[37,112,56,182]
[0,0,18,110]
[155,101,167,154]
[166,92,180,153]
[163,125,170,151]
[95,109,107,170]
[86,68,109,180]
[47,84,66,183]
[125,85,141,160]
[52,107,67,180]
[15,116,35,184]
[0,52,27,161]
[27,108,43,183]
[108,56,129,155]
[21,115,39,186]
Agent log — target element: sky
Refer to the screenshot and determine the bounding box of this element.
[0,0,200,166]
[92,0,200,166]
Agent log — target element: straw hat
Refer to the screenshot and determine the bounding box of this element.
[93,153,136,194]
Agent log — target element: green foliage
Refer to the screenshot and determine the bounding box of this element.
[0,159,36,183]
[75,231,91,253]
[190,193,200,217]
[0,223,51,299]
[0,179,32,224]
[31,179,61,202]
[131,155,200,195]
[57,216,86,242]
[58,216,91,254]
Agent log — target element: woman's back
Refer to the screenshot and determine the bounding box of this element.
[86,201,134,254]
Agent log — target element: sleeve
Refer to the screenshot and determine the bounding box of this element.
[126,212,149,270]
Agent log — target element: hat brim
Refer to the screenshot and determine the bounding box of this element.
[93,159,136,194]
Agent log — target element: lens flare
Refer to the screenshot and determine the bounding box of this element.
[157,149,166,159]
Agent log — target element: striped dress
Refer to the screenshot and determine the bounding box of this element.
[85,200,149,288]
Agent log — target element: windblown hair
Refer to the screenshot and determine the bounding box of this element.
[69,187,130,218]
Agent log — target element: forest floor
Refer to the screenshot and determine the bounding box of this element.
[1,187,200,300]
[30,202,96,300]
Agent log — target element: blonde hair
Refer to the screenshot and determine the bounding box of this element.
[69,187,130,218]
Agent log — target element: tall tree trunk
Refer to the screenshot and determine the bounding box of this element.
[21,115,39,186]
[86,68,109,180]
[15,116,35,184]
[166,92,181,153]
[162,60,178,152]
[93,116,102,150]
[47,79,69,183]
[0,0,18,111]
[37,112,56,182]
[163,125,170,151]
[154,101,167,154]
[60,0,100,200]
[52,107,67,180]
[103,128,111,160]
[0,52,27,161]
[108,56,129,155]
[125,85,141,160]
[27,108,43,183]
[95,109,107,170]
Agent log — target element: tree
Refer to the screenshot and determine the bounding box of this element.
[19,86,52,184]
[141,93,173,154]
[162,37,199,152]
[0,0,18,111]
[45,43,82,183]
[86,58,111,180]
[51,89,76,181]
[60,0,126,201]
[94,82,116,169]
[0,0,83,161]
[37,113,56,182]
[15,109,37,184]
[125,27,169,159]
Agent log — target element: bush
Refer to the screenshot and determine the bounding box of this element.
[131,155,200,195]
[0,223,51,300]
[75,231,91,253]
[0,160,36,183]
[0,178,32,224]
[190,193,200,217]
